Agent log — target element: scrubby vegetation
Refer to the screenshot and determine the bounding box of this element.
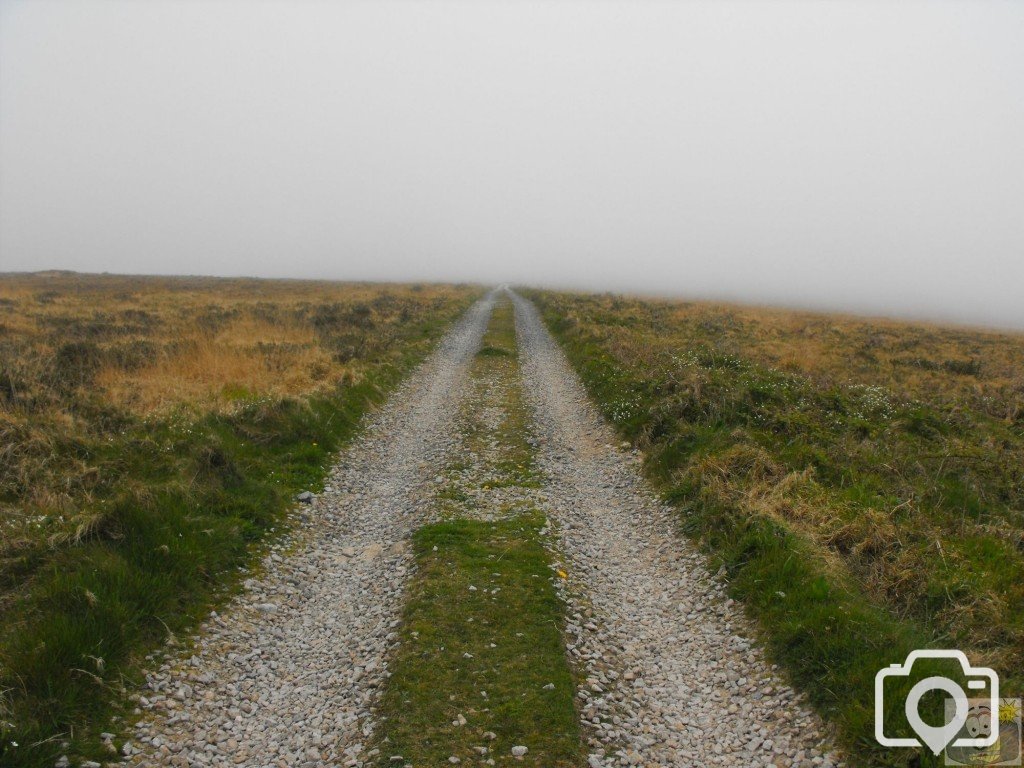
[0,272,479,767]
[528,289,1024,766]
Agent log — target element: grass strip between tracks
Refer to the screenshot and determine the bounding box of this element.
[374,296,582,767]
[374,513,582,768]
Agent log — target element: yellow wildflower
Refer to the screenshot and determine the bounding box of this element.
[999,698,1021,724]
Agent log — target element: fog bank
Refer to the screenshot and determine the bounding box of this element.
[2,1,1022,327]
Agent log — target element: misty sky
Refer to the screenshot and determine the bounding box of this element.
[1,1,1022,327]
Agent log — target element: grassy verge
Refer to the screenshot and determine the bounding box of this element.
[526,289,1024,767]
[373,514,582,767]
[0,275,479,767]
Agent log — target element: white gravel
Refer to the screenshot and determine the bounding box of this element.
[127,292,497,768]
[511,291,842,768]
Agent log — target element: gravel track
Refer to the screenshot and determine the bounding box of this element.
[512,291,841,768]
[124,288,842,768]
[127,293,497,768]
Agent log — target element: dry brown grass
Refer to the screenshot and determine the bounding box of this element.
[660,299,1024,417]
[94,324,336,414]
[0,272,471,416]
[0,271,479,592]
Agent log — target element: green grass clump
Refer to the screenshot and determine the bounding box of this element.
[477,344,514,357]
[374,514,582,767]
[526,289,1024,767]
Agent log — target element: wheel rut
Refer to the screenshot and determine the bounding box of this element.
[128,292,498,767]
[513,291,841,768]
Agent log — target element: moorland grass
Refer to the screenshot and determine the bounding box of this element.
[0,273,479,768]
[527,289,1024,767]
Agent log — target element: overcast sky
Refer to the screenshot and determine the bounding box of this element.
[1,1,1022,327]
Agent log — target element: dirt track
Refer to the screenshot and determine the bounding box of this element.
[129,289,839,768]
